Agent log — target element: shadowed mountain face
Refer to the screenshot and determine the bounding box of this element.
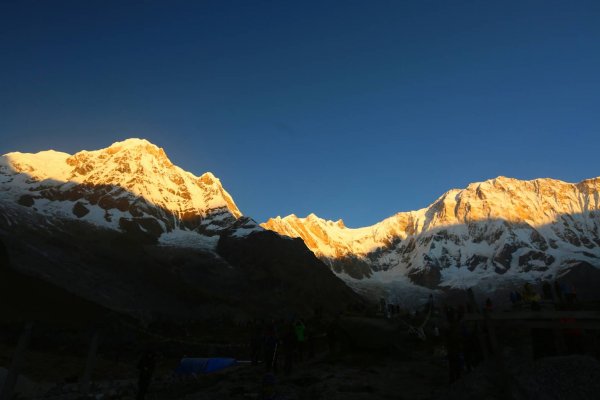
[0,236,116,326]
[0,139,362,321]
[217,228,361,313]
[0,210,358,321]
[262,177,600,299]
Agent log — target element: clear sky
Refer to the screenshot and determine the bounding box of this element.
[1,0,599,227]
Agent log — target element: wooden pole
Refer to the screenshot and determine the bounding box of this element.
[0,322,33,400]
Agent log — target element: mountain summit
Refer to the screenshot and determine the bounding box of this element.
[0,138,246,240]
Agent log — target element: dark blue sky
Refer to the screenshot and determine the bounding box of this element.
[1,1,599,227]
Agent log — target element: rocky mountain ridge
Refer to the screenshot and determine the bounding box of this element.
[2,138,599,308]
[262,176,600,292]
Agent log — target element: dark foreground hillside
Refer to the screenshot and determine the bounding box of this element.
[3,306,600,400]
[2,208,600,399]
[0,203,363,323]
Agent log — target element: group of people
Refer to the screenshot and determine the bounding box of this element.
[509,280,578,308]
[440,305,484,384]
[380,298,403,318]
[249,311,342,400]
[438,289,526,384]
[250,314,329,376]
[381,294,435,321]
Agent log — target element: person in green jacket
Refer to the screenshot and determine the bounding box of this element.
[294,319,306,362]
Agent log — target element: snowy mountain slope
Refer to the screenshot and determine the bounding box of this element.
[262,176,600,290]
[0,138,261,246]
[0,138,361,319]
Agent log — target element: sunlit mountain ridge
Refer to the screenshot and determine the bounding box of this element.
[0,138,253,246]
[262,176,600,293]
[1,138,599,304]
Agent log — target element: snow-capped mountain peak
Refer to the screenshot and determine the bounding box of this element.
[262,176,600,291]
[0,138,245,240]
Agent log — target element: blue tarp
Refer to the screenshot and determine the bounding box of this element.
[175,357,236,375]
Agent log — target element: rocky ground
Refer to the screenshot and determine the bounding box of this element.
[170,348,448,400]
[4,312,600,400]
[1,316,449,400]
[440,354,600,400]
[17,348,448,400]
